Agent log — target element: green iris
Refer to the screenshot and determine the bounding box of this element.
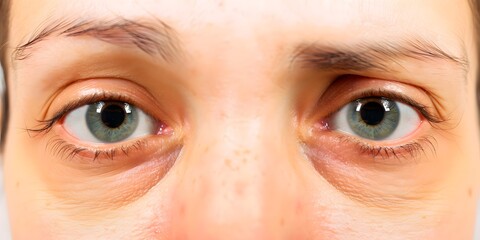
[347,98,400,140]
[86,102,139,143]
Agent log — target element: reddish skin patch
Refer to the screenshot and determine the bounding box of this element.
[235,181,246,196]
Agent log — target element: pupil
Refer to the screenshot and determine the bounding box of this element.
[101,104,126,128]
[360,101,385,125]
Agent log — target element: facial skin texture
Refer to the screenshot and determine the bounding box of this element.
[3,0,480,239]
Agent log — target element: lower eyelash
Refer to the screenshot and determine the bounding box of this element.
[339,135,438,164]
[45,136,148,162]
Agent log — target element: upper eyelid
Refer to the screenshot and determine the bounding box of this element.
[316,89,445,126]
[302,76,448,125]
[339,90,445,124]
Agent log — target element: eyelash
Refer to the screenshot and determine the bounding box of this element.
[28,92,153,162]
[44,136,149,162]
[336,135,438,163]
[325,89,445,124]
[30,87,442,163]
[315,89,446,162]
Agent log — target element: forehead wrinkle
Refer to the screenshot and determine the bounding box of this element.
[12,16,182,63]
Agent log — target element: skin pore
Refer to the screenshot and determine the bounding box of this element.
[2,0,480,239]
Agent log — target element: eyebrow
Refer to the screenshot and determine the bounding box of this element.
[292,38,469,75]
[13,17,182,62]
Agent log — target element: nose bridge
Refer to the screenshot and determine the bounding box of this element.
[170,112,294,238]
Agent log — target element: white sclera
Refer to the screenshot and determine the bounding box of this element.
[332,101,421,141]
[63,104,155,144]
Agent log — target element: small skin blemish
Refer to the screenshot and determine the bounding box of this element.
[179,203,186,217]
[235,181,245,196]
[468,187,473,197]
[203,145,210,153]
[15,181,20,188]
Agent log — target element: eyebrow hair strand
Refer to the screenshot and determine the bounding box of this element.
[13,17,182,62]
[293,38,469,75]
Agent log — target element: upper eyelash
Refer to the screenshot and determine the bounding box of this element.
[346,89,447,125]
[309,89,443,163]
[31,88,439,163]
[29,92,154,162]
[26,92,134,136]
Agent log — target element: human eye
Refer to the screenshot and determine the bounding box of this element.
[301,79,446,164]
[64,101,159,143]
[330,97,420,141]
[298,78,451,208]
[29,80,180,164]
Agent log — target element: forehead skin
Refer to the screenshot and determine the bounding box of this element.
[6,0,476,102]
[4,0,480,239]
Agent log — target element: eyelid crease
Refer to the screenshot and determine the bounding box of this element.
[349,89,445,123]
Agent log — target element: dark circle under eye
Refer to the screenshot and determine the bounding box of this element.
[86,102,139,143]
[347,98,400,140]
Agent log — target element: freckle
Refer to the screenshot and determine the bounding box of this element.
[468,187,473,197]
[15,181,20,188]
[280,217,285,226]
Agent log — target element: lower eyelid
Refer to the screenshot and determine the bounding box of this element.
[302,124,437,167]
[340,135,436,164]
[45,123,182,167]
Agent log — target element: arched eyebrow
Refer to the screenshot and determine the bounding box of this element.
[293,38,469,76]
[13,17,182,62]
